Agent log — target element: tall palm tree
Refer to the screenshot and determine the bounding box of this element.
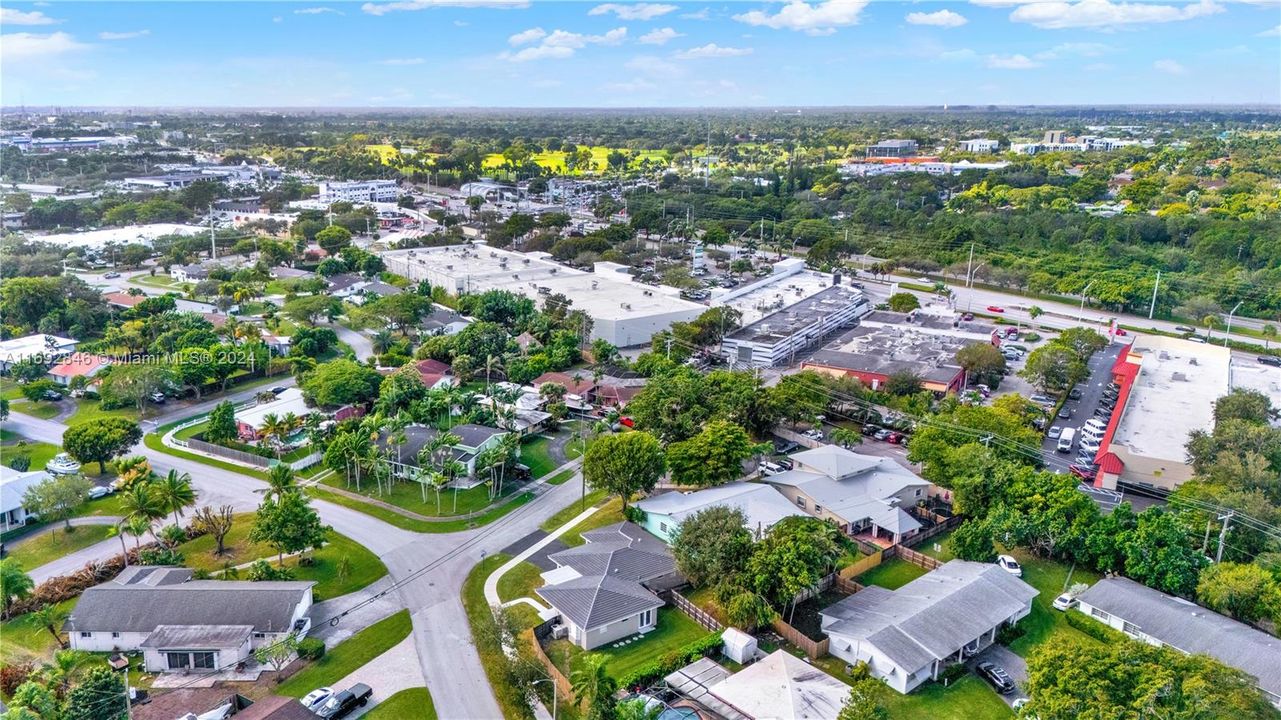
[30,605,70,650]
[118,484,165,541]
[265,464,296,500]
[124,515,151,551]
[0,558,34,620]
[371,329,394,355]
[107,524,129,566]
[482,354,504,395]
[571,654,617,717]
[155,469,196,526]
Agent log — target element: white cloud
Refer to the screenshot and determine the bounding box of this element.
[906,9,969,26]
[294,7,344,14]
[1006,0,1223,29]
[98,29,150,40]
[500,27,626,62]
[0,31,88,61]
[380,57,426,65]
[939,48,978,61]
[674,43,753,59]
[1034,41,1110,59]
[0,8,59,25]
[361,0,528,16]
[588,3,677,20]
[639,27,683,44]
[508,27,547,45]
[985,53,1042,68]
[273,16,283,22]
[733,0,869,35]
[1153,58,1186,74]
[1258,24,1281,36]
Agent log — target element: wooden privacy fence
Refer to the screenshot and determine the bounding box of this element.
[840,549,884,580]
[771,617,829,660]
[905,514,963,548]
[896,545,943,571]
[670,591,723,632]
[523,629,575,708]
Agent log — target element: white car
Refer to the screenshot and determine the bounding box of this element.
[87,486,114,500]
[997,554,1023,577]
[1079,437,1102,453]
[301,687,334,711]
[1047,426,1063,440]
[1052,593,1077,611]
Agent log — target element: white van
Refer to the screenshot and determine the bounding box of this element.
[1056,428,1077,453]
[1083,418,1107,432]
[759,461,785,476]
[1080,424,1106,442]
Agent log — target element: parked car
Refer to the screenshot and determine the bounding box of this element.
[1093,406,1112,418]
[1068,387,1083,400]
[976,661,1016,694]
[1079,437,1102,454]
[87,485,114,500]
[774,440,800,454]
[148,391,166,403]
[775,457,794,470]
[1068,464,1096,481]
[1047,426,1063,440]
[1114,328,1128,336]
[619,417,635,428]
[802,428,824,440]
[1029,395,1055,406]
[1076,454,1098,467]
[987,306,1005,313]
[302,688,335,712]
[961,312,975,321]
[270,386,287,395]
[759,461,785,476]
[872,428,893,441]
[996,555,1023,577]
[103,271,121,279]
[1057,406,1072,419]
[1052,593,1079,611]
[1259,355,1281,368]
[315,684,372,719]
[886,432,905,444]
[1174,325,1196,333]
[860,425,881,437]
[42,389,64,401]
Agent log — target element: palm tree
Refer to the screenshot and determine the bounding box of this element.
[482,354,504,395]
[259,412,283,454]
[371,329,394,355]
[266,463,296,500]
[1263,324,1278,350]
[118,484,165,541]
[107,524,129,566]
[30,605,70,649]
[571,654,617,717]
[155,469,196,526]
[0,558,34,620]
[124,516,151,551]
[1202,314,1221,341]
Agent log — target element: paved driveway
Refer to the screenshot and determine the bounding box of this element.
[970,644,1028,706]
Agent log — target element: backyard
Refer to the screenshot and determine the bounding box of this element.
[855,557,928,590]
[1003,548,1101,657]
[544,608,712,682]
[0,598,78,664]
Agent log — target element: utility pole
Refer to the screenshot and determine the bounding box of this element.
[665,336,674,360]
[1224,301,1243,347]
[1148,270,1160,320]
[965,242,975,288]
[1215,511,1233,563]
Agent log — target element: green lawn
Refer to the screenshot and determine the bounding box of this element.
[554,496,624,548]
[545,469,576,486]
[320,472,526,518]
[917,529,957,562]
[1004,549,1101,658]
[520,435,560,479]
[0,434,60,470]
[66,398,138,426]
[461,554,536,720]
[0,598,77,665]
[6,524,114,570]
[366,688,437,720]
[496,561,544,604]
[883,675,1014,720]
[277,610,413,697]
[10,400,60,419]
[175,514,387,600]
[131,274,188,291]
[545,609,711,682]
[305,484,536,534]
[856,558,928,590]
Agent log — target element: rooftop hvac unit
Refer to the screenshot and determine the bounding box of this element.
[523,258,530,264]
[512,274,519,279]
[490,252,497,257]
[591,281,598,289]
[446,264,453,270]
[550,268,557,274]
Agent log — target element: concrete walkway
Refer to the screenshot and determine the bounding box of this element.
[501,596,550,613]
[483,499,598,608]
[325,635,425,719]
[309,576,403,649]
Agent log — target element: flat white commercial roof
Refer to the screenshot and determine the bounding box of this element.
[381,244,703,322]
[29,223,205,249]
[0,334,76,366]
[1113,336,1230,462]
[717,270,840,326]
[1230,357,1281,411]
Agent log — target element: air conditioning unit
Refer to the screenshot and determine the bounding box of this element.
[551,624,568,640]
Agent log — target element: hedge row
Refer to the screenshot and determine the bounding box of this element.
[1064,608,1126,644]
[617,632,722,692]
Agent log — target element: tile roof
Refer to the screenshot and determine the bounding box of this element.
[822,560,1037,671]
[1077,577,1281,700]
[48,353,111,378]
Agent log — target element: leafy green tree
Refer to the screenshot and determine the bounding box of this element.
[301,359,383,407]
[315,225,353,255]
[8,358,49,384]
[671,506,754,587]
[747,516,843,620]
[948,518,998,563]
[283,294,341,325]
[62,418,143,474]
[989,468,1099,561]
[206,400,238,444]
[583,431,666,510]
[887,292,920,312]
[1120,507,1210,597]
[666,420,763,487]
[1196,562,1281,624]
[21,473,91,532]
[19,379,60,403]
[571,654,617,720]
[249,491,330,566]
[908,403,1044,485]
[7,680,61,720]
[30,602,70,649]
[955,342,1007,388]
[0,559,34,619]
[616,698,661,720]
[65,666,128,720]
[1020,344,1086,393]
[1212,388,1276,426]
[254,633,300,674]
[1053,327,1109,359]
[883,371,924,397]
[837,675,888,720]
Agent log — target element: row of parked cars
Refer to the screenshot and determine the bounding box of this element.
[300,683,372,718]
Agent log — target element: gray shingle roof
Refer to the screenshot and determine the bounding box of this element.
[65,570,313,635]
[822,560,1037,671]
[139,624,253,649]
[1077,577,1281,700]
[536,522,677,630]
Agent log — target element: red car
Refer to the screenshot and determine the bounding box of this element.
[1114,328,1128,336]
[619,417,635,428]
[987,305,1005,313]
[886,432,905,444]
[1068,464,1097,481]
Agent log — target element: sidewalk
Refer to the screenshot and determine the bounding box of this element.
[483,501,599,608]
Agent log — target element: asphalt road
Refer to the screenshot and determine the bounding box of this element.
[1039,342,1124,471]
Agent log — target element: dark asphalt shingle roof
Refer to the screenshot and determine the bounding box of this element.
[65,570,313,635]
[1078,577,1281,700]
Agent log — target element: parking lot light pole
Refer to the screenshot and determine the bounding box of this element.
[1078,281,1095,323]
[531,679,557,719]
[1224,302,1243,347]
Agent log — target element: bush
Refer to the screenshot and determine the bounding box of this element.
[616,632,721,691]
[246,559,295,582]
[1021,332,1042,342]
[995,621,1025,646]
[622,506,647,524]
[297,637,326,661]
[138,547,184,566]
[1065,609,1126,643]
[7,454,31,471]
[0,661,33,697]
[938,662,968,685]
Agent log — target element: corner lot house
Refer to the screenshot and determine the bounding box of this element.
[762,445,930,544]
[634,482,807,543]
[65,566,314,674]
[235,388,314,441]
[378,423,509,483]
[821,560,1037,693]
[537,522,681,650]
[1077,577,1281,707]
[0,465,47,532]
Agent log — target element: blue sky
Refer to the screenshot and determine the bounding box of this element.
[2,1,1278,107]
